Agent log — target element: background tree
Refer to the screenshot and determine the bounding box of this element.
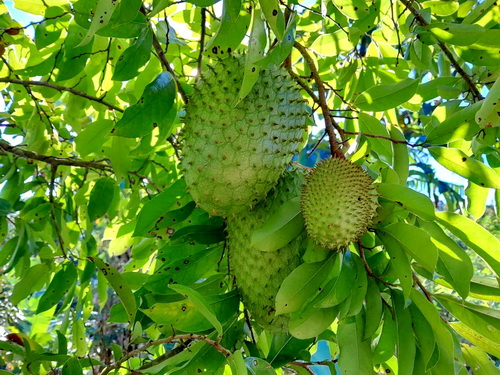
[0,0,499,374]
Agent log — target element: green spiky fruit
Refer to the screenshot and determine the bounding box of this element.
[227,170,306,331]
[182,56,308,217]
[301,158,378,250]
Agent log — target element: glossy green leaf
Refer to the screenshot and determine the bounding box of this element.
[251,197,305,252]
[409,303,436,371]
[87,177,116,221]
[358,113,392,163]
[354,79,419,111]
[392,290,415,375]
[476,77,500,128]
[389,125,409,184]
[276,253,337,315]
[377,231,412,299]
[245,357,276,375]
[429,147,500,189]
[332,0,372,19]
[205,0,250,56]
[421,1,459,16]
[436,211,500,279]
[11,264,50,305]
[133,179,186,237]
[417,219,473,299]
[377,183,435,220]
[169,284,223,337]
[469,277,500,302]
[89,257,137,323]
[77,0,120,47]
[259,0,284,40]
[461,345,499,375]
[379,222,438,273]
[37,262,77,314]
[452,323,500,358]
[289,304,339,340]
[363,278,382,340]
[113,72,177,138]
[337,314,372,374]
[112,27,153,81]
[465,181,489,220]
[256,14,296,67]
[310,30,355,56]
[237,9,266,102]
[344,253,368,318]
[426,102,482,144]
[372,306,397,364]
[267,333,314,367]
[227,351,247,375]
[62,357,83,375]
[416,77,462,101]
[314,253,352,308]
[429,22,484,46]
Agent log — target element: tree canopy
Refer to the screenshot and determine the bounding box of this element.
[0,0,499,374]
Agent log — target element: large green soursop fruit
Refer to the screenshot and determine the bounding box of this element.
[301,157,378,250]
[227,170,306,331]
[182,56,307,216]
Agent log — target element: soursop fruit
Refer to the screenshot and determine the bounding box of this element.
[301,157,378,250]
[227,170,306,331]
[182,56,308,217]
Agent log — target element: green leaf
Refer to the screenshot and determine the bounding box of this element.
[332,0,372,19]
[465,181,489,220]
[259,0,285,40]
[89,257,137,323]
[469,276,500,302]
[251,197,305,252]
[133,179,186,237]
[11,264,50,305]
[426,102,482,144]
[421,1,459,16]
[256,14,296,67]
[429,22,485,46]
[312,253,349,308]
[275,253,337,315]
[389,125,409,184]
[227,351,246,375]
[461,345,499,375]
[289,304,339,340]
[205,0,250,56]
[377,231,412,299]
[379,222,438,274]
[77,0,120,47]
[435,211,500,279]
[409,303,436,371]
[113,72,177,138]
[476,77,500,129]
[245,357,276,375]
[358,113,392,164]
[372,306,396,364]
[62,357,83,375]
[363,278,383,340]
[310,30,355,56]
[377,183,436,220]
[452,323,500,358]
[169,284,224,337]
[416,77,462,101]
[337,314,372,374]
[392,290,415,375]
[112,26,153,81]
[429,147,500,189]
[354,79,419,111]
[87,177,116,221]
[344,253,368,318]
[267,333,314,367]
[417,219,473,299]
[37,262,77,314]
[237,9,266,102]
[75,119,114,157]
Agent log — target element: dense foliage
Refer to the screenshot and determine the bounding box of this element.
[0,0,499,374]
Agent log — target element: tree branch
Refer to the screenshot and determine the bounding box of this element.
[343,130,423,147]
[100,334,231,375]
[0,141,112,171]
[293,42,344,159]
[400,0,483,101]
[0,77,124,112]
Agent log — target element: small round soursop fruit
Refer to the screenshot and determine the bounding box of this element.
[182,56,308,217]
[301,157,378,250]
[227,170,306,331]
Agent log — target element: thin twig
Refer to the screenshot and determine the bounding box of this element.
[0,141,112,170]
[196,8,207,81]
[0,77,123,112]
[358,241,394,287]
[49,165,67,258]
[413,274,432,302]
[100,334,231,375]
[343,130,423,147]
[293,42,344,159]
[400,0,482,101]
[137,340,192,370]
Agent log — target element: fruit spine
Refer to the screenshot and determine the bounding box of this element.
[301,157,378,250]
[227,170,306,331]
[181,56,308,217]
